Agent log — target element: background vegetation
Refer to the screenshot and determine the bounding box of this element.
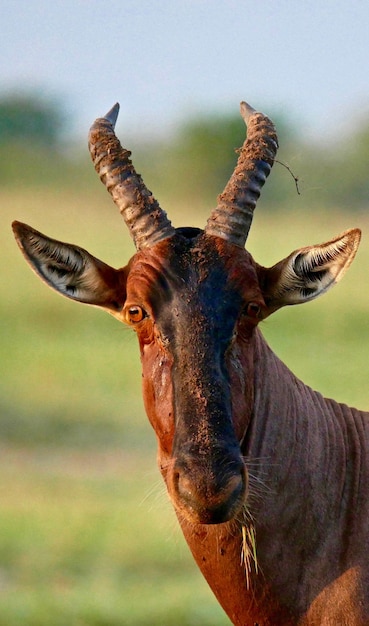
[2,93,369,625]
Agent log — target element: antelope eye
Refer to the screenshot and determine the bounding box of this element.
[127,305,146,324]
[245,302,261,319]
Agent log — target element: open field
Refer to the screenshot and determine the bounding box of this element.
[0,446,228,626]
[2,187,369,624]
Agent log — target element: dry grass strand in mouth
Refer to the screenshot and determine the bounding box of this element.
[241,522,258,590]
[238,457,273,588]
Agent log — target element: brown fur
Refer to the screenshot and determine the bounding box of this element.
[12,102,368,624]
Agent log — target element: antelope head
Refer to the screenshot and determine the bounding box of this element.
[13,103,360,525]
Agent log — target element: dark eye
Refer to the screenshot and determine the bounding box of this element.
[245,302,261,319]
[127,305,146,324]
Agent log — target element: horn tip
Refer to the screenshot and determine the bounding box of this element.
[104,102,120,128]
[240,101,256,123]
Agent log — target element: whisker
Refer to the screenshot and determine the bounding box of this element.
[139,479,168,508]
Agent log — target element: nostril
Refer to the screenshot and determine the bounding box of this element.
[228,472,245,500]
[222,469,246,508]
[175,472,196,504]
[173,470,194,505]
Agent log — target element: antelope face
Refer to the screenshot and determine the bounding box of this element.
[12,101,361,525]
[122,231,266,524]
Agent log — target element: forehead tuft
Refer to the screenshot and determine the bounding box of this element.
[126,231,260,306]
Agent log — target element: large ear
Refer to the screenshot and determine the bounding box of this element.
[12,221,127,313]
[260,228,361,313]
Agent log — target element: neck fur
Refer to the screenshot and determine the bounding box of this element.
[243,330,369,612]
[176,330,369,624]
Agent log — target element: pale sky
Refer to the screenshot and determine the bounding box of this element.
[2,1,369,141]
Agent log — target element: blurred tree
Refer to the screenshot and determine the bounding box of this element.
[137,108,301,210]
[0,91,94,189]
[1,91,368,212]
[328,123,369,210]
[297,122,369,212]
[172,113,245,203]
[0,92,66,148]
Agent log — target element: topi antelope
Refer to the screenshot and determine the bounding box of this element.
[13,102,369,625]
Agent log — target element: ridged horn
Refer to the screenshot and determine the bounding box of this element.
[205,101,278,248]
[88,103,175,250]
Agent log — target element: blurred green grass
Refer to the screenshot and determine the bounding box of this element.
[2,186,369,625]
[0,447,227,625]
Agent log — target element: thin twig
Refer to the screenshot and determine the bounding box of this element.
[275,159,301,195]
